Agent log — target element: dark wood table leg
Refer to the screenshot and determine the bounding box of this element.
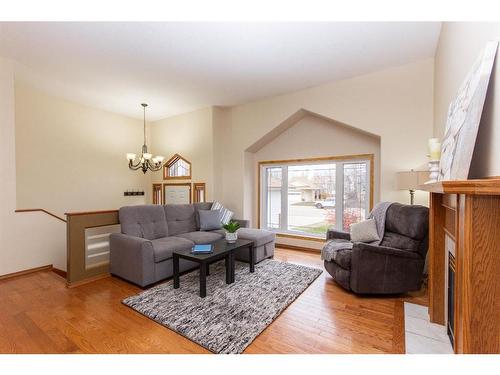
[249,245,255,273]
[173,254,180,289]
[225,254,231,284]
[230,251,235,283]
[206,262,210,276]
[199,262,207,298]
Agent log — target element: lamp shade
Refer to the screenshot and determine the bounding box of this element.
[396,170,429,190]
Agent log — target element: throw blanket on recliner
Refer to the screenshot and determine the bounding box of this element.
[321,201,393,262]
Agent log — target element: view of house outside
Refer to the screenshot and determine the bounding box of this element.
[264,162,368,236]
[287,164,336,235]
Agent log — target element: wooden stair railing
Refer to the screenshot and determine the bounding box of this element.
[15,208,67,223]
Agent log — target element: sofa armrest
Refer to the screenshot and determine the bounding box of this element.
[350,242,424,294]
[109,233,155,287]
[326,228,351,241]
[233,218,250,228]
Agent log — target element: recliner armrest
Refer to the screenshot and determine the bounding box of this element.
[353,242,421,260]
[326,228,351,241]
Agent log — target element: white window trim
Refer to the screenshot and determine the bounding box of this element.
[259,157,371,238]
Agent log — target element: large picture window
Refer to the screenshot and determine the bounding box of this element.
[259,155,373,237]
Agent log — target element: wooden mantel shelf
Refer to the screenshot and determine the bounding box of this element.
[419,178,500,195]
[425,179,500,353]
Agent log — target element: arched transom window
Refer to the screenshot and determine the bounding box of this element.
[163,154,192,180]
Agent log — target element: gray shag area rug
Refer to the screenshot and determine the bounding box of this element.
[123,259,322,354]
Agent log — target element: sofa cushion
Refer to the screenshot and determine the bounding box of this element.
[194,202,213,229]
[164,204,197,236]
[194,202,213,211]
[176,231,223,244]
[209,229,226,236]
[119,205,168,240]
[198,209,222,231]
[151,236,194,262]
[237,228,275,247]
[380,231,421,253]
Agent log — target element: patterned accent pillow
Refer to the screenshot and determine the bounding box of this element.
[211,201,234,225]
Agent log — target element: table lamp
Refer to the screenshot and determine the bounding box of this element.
[396,169,430,205]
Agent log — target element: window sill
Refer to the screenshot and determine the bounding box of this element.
[274,232,326,243]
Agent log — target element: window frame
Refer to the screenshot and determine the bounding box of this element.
[152,183,163,205]
[193,182,207,203]
[163,153,192,180]
[163,182,192,204]
[258,154,374,239]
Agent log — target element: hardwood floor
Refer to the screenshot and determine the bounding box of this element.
[0,248,427,354]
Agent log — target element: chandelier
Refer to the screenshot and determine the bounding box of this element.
[127,103,164,173]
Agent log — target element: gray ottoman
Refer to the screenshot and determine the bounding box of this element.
[235,228,275,263]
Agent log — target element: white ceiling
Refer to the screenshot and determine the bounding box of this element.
[0,22,441,120]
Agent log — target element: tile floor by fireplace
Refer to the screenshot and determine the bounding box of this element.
[404,302,453,354]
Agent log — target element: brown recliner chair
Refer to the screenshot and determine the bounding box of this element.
[324,203,429,294]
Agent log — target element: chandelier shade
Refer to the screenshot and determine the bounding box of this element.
[127,103,164,173]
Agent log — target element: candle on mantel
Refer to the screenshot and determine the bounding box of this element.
[428,138,441,160]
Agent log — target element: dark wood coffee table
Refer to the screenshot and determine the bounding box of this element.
[172,238,254,298]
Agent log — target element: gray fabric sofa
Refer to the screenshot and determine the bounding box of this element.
[110,202,275,287]
[324,203,429,294]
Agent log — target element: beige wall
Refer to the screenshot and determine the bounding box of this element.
[212,106,233,202]
[15,83,149,217]
[150,107,215,202]
[149,59,434,223]
[215,59,434,222]
[434,22,500,178]
[1,58,66,275]
[252,113,382,249]
[0,59,16,225]
[4,53,436,273]
[252,112,381,222]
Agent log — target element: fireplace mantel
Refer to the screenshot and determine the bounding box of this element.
[420,179,500,354]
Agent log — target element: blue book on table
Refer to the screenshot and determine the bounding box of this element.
[191,244,213,254]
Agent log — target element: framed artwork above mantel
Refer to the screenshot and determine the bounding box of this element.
[438,41,498,181]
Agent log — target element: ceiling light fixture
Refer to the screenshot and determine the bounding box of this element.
[127,103,164,173]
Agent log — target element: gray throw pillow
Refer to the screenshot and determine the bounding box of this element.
[350,219,380,243]
[198,210,222,231]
